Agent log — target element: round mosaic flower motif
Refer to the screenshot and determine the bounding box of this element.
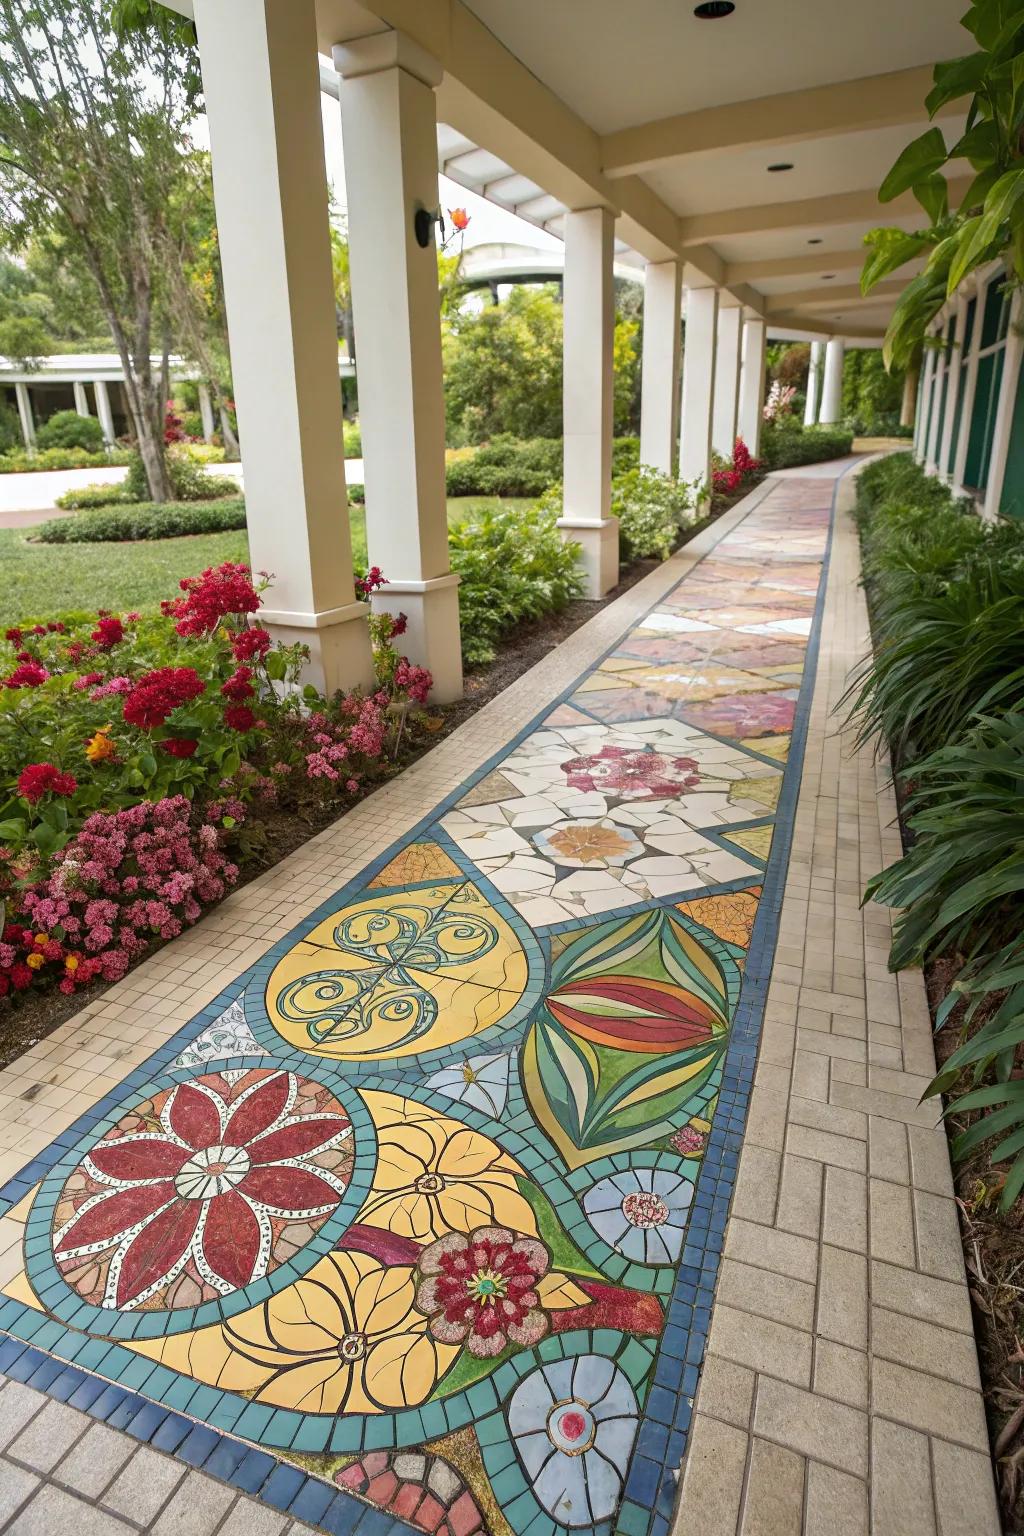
[561,744,701,801]
[508,1354,639,1526]
[414,1224,551,1357]
[52,1068,353,1311]
[532,819,643,868]
[582,1168,693,1265]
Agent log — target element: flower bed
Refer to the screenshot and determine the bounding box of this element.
[0,561,432,1006]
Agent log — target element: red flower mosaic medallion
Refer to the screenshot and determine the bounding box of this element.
[52,1068,353,1311]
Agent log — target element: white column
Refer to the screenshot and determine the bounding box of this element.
[14,383,34,448]
[938,297,967,480]
[915,345,936,460]
[556,205,619,599]
[93,381,116,446]
[925,324,948,474]
[192,0,372,697]
[679,286,718,488]
[738,317,767,457]
[712,305,742,458]
[639,259,682,475]
[983,289,1024,520]
[73,381,91,417]
[953,298,982,494]
[197,382,217,443]
[804,341,824,425]
[335,30,462,697]
[819,338,845,425]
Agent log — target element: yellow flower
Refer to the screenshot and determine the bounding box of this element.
[357,1092,539,1243]
[26,953,44,970]
[34,933,47,945]
[138,1251,458,1415]
[64,956,79,973]
[85,727,117,764]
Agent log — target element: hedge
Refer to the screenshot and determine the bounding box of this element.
[444,435,640,498]
[34,498,247,544]
[0,446,133,473]
[760,424,855,469]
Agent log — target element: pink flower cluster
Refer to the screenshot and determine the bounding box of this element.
[18,798,241,993]
[301,693,389,788]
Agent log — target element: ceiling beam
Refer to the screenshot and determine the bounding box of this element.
[678,178,973,246]
[600,64,956,178]
[765,279,906,313]
[768,311,886,341]
[724,249,869,284]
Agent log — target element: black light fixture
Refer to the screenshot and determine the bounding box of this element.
[807,237,823,245]
[822,273,836,280]
[767,162,794,172]
[414,206,440,248]
[694,1,735,17]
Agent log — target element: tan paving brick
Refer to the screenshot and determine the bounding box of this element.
[813,1338,868,1409]
[804,1462,868,1536]
[821,1166,867,1252]
[724,1216,819,1283]
[912,1189,964,1282]
[870,1419,935,1536]
[817,1243,868,1350]
[871,1359,989,1451]
[707,1304,813,1387]
[718,1257,815,1331]
[786,1122,867,1173]
[738,1437,804,1534]
[752,1377,868,1477]
[775,1152,824,1238]
[870,1307,980,1389]
[869,1177,916,1267]
[870,1259,974,1335]
[931,1438,1002,1536]
[692,1355,755,1430]
[675,1413,748,1535]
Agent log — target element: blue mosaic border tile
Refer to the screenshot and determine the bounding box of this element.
[0,469,834,1536]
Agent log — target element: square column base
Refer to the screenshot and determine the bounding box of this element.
[372,573,463,704]
[257,600,375,698]
[557,517,619,599]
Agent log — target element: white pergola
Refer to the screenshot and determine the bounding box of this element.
[162,0,967,703]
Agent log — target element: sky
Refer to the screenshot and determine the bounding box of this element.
[318,91,564,253]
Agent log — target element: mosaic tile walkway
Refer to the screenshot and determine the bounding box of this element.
[0,466,997,1536]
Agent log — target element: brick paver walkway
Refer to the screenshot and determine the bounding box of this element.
[0,461,997,1535]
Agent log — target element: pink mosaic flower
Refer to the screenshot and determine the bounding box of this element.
[53,1069,352,1310]
[414,1225,551,1357]
[561,745,701,800]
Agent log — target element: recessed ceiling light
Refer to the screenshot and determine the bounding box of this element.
[767,162,794,172]
[807,238,823,245]
[693,1,735,16]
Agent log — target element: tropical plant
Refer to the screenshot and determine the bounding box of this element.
[861,0,1024,366]
[35,409,105,453]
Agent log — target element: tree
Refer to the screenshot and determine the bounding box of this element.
[0,0,200,498]
[443,283,641,444]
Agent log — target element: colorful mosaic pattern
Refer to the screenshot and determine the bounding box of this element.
[0,481,833,1536]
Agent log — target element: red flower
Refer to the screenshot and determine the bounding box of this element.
[17,763,78,804]
[390,612,408,638]
[8,962,32,991]
[223,704,257,733]
[52,1070,352,1308]
[414,1226,550,1357]
[220,666,254,702]
[449,207,470,232]
[167,562,260,637]
[159,738,199,758]
[355,566,386,599]
[91,616,124,650]
[231,626,272,662]
[122,667,206,729]
[4,627,22,644]
[5,662,49,688]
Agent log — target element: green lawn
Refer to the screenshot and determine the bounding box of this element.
[0,497,531,626]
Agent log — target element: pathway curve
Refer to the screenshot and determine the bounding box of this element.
[0,463,997,1536]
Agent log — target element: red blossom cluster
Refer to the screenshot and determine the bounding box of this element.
[17,763,77,804]
[122,667,206,730]
[220,666,255,702]
[162,561,260,637]
[355,566,387,598]
[4,662,49,689]
[90,616,124,650]
[231,626,272,662]
[712,438,762,497]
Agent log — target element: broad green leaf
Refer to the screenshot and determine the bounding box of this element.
[914,173,949,224]
[949,118,1000,167]
[860,229,932,295]
[926,51,991,115]
[878,128,949,204]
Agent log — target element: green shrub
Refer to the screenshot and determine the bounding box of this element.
[184,442,228,465]
[124,448,239,502]
[343,420,362,458]
[35,409,105,453]
[540,466,703,565]
[55,481,131,511]
[449,501,585,665]
[0,446,132,473]
[34,498,247,543]
[760,422,854,469]
[444,435,641,499]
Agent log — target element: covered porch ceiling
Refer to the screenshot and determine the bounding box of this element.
[179,0,967,337]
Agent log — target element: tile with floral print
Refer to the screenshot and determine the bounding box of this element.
[0,482,832,1536]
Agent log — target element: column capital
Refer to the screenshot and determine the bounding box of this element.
[332,31,442,90]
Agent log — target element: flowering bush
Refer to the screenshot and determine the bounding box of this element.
[0,560,434,1005]
[763,380,797,424]
[711,438,763,496]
